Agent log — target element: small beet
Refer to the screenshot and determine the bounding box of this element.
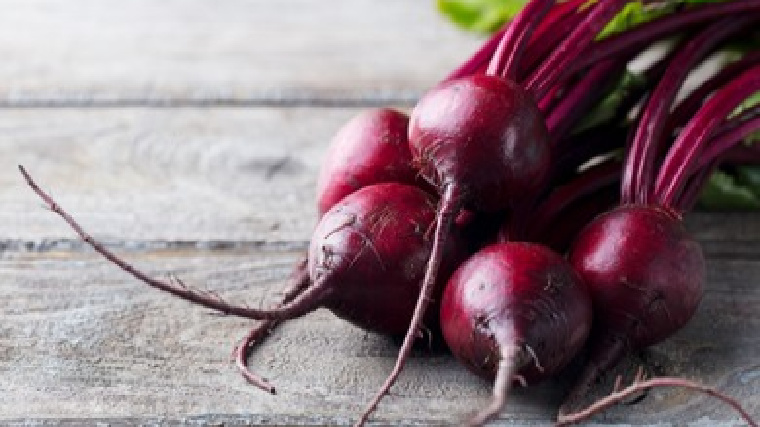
[442,242,592,425]
[309,183,467,335]
[316,108,420,217]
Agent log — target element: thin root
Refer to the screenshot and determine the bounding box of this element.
[233,256,310,394]
[18,165,297,320]
[556,370,758,427]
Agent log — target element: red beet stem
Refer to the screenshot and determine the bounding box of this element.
[445,0,588,84]
[355,185,460,427]
[19,164,327,321]
[723,144,760,166]
[572,0,760,75]
[546,59,624,147]
[234,256,310,394]
[486,0,555,80]
[444,28,508,83]
[675,157,722,213]
[655,65,760,205]
[526,0,627,99]
[665,51,760,140]
[697,105,760,169]
[622,17,753,205]
[529,160,622,241]
[519,0,589,80]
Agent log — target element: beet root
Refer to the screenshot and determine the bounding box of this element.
[409,74,550,213]
[563,204,704,411]
[441,242,592,426]
[356,73,551,425]
[316,108,421,217]
[310,183,468,335]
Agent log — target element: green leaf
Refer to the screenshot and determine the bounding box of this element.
[736,166,760,198]
[596,1,675,40]
[572,70,647,133]
[437,0,527,34]
[698,169,760,210]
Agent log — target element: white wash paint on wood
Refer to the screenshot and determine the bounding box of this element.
[0,0,481,104]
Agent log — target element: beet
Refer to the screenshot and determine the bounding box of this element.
[441,242,592,425]
[560,36,760,420]
[316,108,420,217]
[571,206,703,349]
[308,183,467,335]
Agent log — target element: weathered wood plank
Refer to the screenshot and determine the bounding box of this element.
[0,0,479,104]
[3,108,759,246]
[2,107,354,242]
[0,247,757,425]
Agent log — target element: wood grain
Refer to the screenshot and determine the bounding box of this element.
[0,0,480,105]
[3,107,759,246]
[1,1,759,423]
[0,244,757,425]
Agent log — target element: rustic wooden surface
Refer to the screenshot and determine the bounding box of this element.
[1,1,758,426]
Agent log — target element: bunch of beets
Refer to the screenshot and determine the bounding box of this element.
[22,0,760,425]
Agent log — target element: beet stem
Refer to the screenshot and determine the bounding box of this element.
[234,255,310,394]
[354,185,460,427]
[622,17,753,205]
[526,0,627,100]
[444,28,508,83]
[19,165,324,321]
[698,106,760,169]
[665,51,760,142]
[486,0,555,80]
[546,59,623,147]
[655,65,760,205]
[557,375,758,427]
[675,156,721,213]
[465,344,521,427]
[529,160,621,241]
[571,0,760,76]
[519,0,588,80]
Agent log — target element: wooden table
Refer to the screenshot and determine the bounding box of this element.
[1,1,757,425]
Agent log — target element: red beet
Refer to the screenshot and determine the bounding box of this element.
[308,183,466,334]
[316,108,420,217]
[561,39,760,419]
[571,206,703,349]
[441,242,592,425]
[565,205,704,408]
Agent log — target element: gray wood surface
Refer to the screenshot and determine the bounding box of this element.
[0,0,479,106]
[0,1,758,426]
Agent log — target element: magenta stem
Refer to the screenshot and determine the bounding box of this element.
[529,160,621,241]
[519,0,589,80]
[526,0,627,100]
[443,27,507,83]
[698,107,760,169]
[622,17,752,205]
[655,65,760,205]
[572,0,760,75]
[547,59,624,147]
[676,157,722,213]
[665,51,760,140]
[486,0,555,80]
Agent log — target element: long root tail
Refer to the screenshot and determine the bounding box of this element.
[556,367,758,427]
[234,255,310,394]
[20,165,323,321]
